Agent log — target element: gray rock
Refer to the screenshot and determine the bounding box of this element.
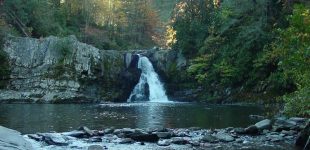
[118,138,134,144]
[245,125,259,135]
[128,133,159,142]
[0,126,33,150]
[171,137,189,145]
[155,132,171,139]
[88,145,104,150]
[249,115,265,120]
[289,117,307,124]
[281,130,297,136]
[255,119,272,130]
[157,139,171,146]
[215,133,234,142]
[189,127,202,131]
[78,126,95,136]
[104,128,114,134]
[274,118,297,131]
[268,135,284,142]
[121,128,135,134]
[27,134,43,141]
[88,136,103,142]
[190,140,200,146]
[62,130,86,138]
[235,138,243,143]
[234,128,246,134]
[201,135,218,143]
[39,133,68,146]
[113,129,122,135]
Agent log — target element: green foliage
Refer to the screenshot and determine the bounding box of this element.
[182,0,273,97]
[0,29,10,89]
[187,55,213,83]
[170,0,215,57]
[52,38,74,78]
[3,0,65,37]
[266,4,310,117]
[175,0,310,107]
[284,86,310,117]
[2,0,162,50]
[56,38,73,59]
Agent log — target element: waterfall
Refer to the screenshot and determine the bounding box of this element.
[127,55,169,102]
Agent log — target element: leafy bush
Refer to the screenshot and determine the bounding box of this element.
[52,38,74,78]
[0,29,10,89]
[284,86,310,117]
[264,4,310,117]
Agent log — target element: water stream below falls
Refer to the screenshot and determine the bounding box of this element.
[127,55,169,102]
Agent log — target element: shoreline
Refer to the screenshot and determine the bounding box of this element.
[1,117,309,150]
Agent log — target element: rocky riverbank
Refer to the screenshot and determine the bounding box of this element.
[1,117,308,150]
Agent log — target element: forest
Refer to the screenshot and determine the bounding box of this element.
[0,1,310,150]
[0,0,309,118]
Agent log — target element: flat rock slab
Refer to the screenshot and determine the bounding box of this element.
[39,133,69,146]
[215,133,235,142]
[0,126,33,150]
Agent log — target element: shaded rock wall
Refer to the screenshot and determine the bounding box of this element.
[0,36,184,103]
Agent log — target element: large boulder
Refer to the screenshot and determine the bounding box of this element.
[0,126,33,150]
[245,125,259,135]
[255,119,272,130]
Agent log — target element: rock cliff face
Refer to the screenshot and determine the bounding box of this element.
[0,36,185,103]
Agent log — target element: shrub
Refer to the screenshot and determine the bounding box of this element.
[0,29,10,89]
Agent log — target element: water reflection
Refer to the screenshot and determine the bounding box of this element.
[0,103,267,134]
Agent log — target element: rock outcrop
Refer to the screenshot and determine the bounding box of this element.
[0,36,185,103]
[0,126,33,150]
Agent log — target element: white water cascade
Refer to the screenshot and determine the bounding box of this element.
[127,55,169,102]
